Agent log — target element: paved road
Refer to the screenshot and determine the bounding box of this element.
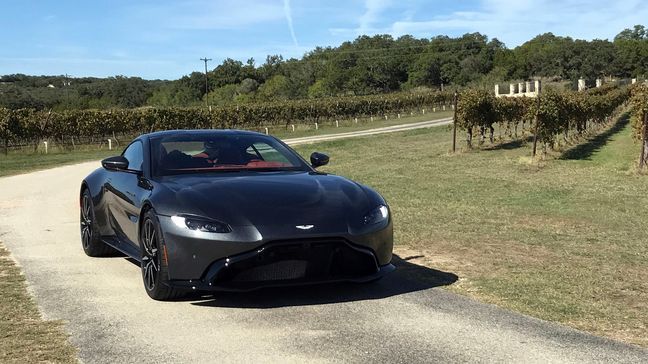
[283,117,453,145]
[1,126,647,363]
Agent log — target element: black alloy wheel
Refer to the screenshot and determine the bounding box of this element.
[80,194,93,250]
[141,218,160,291]
[140,210,183,300]
[80,189,114,257]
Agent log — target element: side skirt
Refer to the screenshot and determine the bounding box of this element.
[102,236,141,262]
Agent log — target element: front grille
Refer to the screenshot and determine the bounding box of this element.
[231,260,308,282]
[210,239,378,288]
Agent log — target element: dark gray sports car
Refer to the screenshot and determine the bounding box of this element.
[80,130,394,300]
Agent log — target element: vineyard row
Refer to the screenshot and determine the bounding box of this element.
[456,84,632,153]
[0,91,453,150]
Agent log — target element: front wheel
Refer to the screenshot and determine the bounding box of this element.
[140,210,183,301]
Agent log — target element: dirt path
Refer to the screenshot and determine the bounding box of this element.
[283,117,453,145]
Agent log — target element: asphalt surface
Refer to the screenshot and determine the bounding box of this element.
[1,121,647,363]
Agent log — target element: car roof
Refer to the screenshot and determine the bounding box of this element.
[143,129,267,140]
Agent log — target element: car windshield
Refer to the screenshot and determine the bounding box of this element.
[151,132,309,176]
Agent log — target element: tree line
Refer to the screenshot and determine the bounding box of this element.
[1,25,647,111]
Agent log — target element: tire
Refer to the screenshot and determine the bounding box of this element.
[80,189,116,257]
[140,209,184,301]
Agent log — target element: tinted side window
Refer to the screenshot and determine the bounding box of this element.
[122,141,144,171]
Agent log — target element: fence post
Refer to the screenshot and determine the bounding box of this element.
[108,139,112,150]
[3,137,7,156]
[44,141,48,154]
[265,127,269,135]
[291,124,295,132]
[452,91,458,153]
[315,122,318,130]
[532,95,540,157]
[640,112,648,170]
[335,120,339,127]
[354,117,358,124]
[370,116,374,122]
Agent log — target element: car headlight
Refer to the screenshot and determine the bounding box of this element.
[171,215,231,233]
[363,205,389,225]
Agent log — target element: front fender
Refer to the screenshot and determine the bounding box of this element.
[81,167,113,236]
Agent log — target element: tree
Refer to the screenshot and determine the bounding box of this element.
[103,76,152,108]
[210,58,254,88]
[255,75,293,101]
[406,53,442,88]
[614,25,647,41]
[237,78,259,94]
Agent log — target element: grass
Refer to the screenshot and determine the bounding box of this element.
[0,146,115,178]
[292,116,648,347]
[0,242,76,363]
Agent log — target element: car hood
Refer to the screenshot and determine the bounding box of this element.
[154,171,379,231]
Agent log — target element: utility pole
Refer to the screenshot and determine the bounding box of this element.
[64,73,71,103]
[200,57,212,95]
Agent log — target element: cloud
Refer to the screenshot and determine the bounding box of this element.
[283,0,299,47]
[329,0,392,37]
[357,0,392,35]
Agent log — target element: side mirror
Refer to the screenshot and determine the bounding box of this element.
[310,152,329,168]
[102,156,129,171]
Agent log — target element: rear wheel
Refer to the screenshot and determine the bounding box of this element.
[140,210,183,301]
[80,189,115,257]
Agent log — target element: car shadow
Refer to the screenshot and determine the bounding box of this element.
[186,254,458,308]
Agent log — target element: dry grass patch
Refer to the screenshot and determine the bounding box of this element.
[0,243,76,363]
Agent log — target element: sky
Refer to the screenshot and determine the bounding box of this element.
[1,0,646,80]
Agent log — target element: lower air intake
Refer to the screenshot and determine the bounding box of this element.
[210,239,378,288]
